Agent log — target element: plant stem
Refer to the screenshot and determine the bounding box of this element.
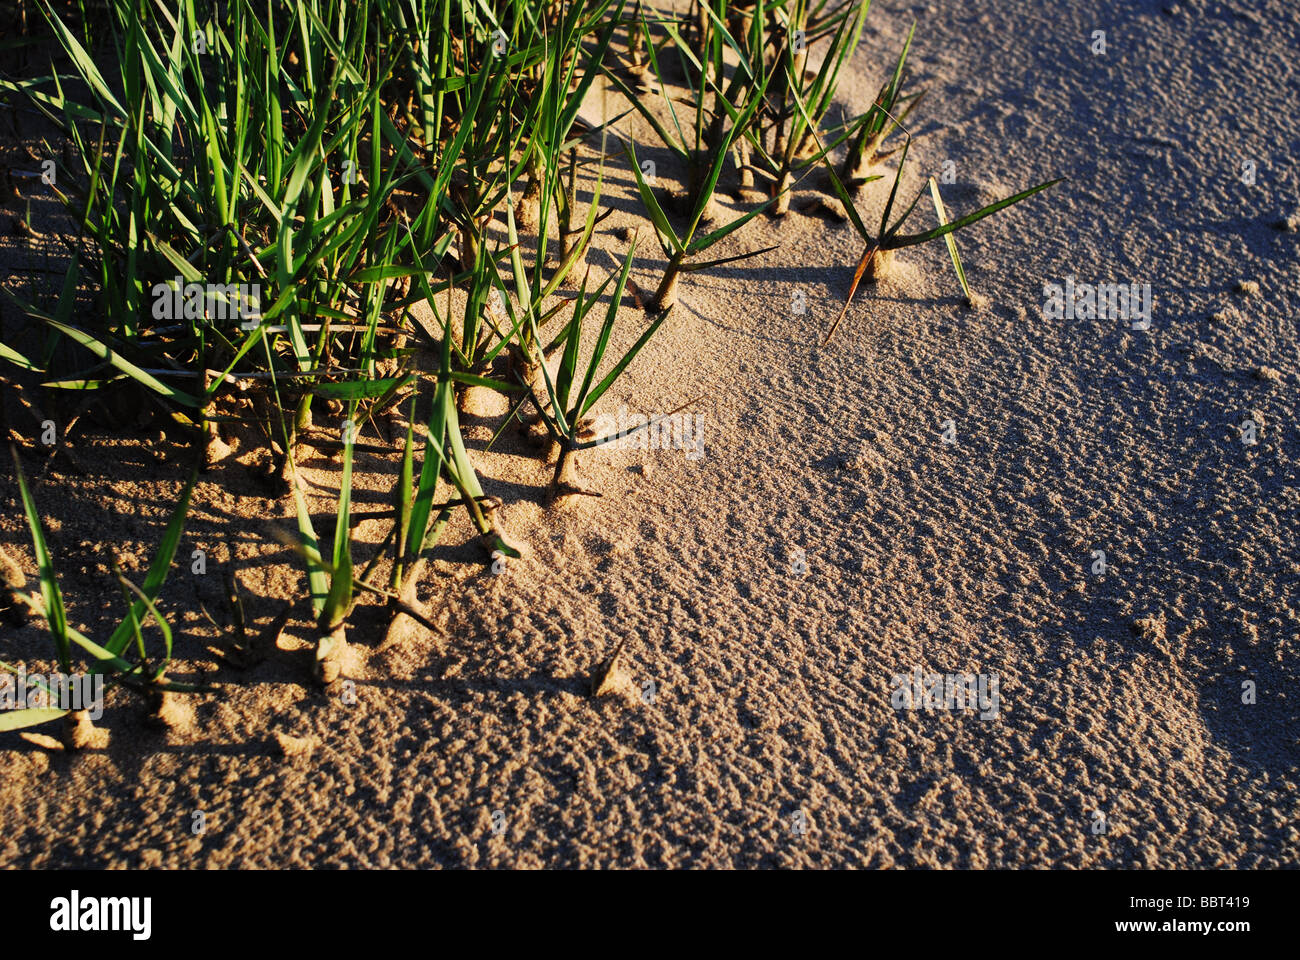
[650,252,685,313]
[629,1,646,73]
[735,136,754,195]
[314,623,347,685]
[772,170,793,216]
[864,247,895,281]
[516,153,545,234]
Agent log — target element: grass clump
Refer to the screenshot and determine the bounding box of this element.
[0,0,1061,726]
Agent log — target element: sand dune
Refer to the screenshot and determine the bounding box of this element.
[1,0,1296,868]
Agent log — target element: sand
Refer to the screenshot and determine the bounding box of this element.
[0,0,1297,868]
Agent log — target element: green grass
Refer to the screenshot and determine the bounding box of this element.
[3,444,209,734]
[0,0,1061,726]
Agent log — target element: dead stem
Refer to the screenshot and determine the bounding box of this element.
[649,255,684,313]
[314,623,347,686]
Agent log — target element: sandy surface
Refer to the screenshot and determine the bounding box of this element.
[1,0,1297,868]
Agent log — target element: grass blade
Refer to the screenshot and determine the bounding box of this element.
[929,176,971,301]
[11,446,71,673]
